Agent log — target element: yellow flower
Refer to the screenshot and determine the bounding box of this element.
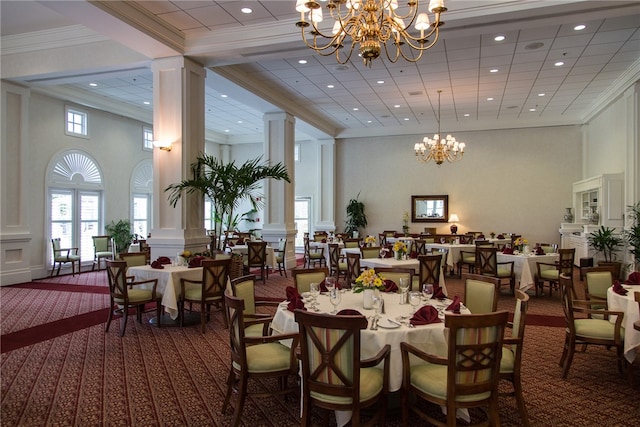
[365,236,377,244]
[393,241,407,253]
[181,250,192,258]
[353,268,386,293]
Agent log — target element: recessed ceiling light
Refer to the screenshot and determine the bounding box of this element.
[353,107,359,111]
[538,93,545,97]
[377,80,384,84]
[298,59,307,64]
[463,113,470,117]
[574,24,586,31]
[143,101,150,105]
[89,83,97,87]
[237,120,243,124]
[327,84,334,88]
[403,118,409,121]
[554,61,565,67]
[487,97,494,101]
[494,35,506,42]
[394,104,400,108]
[241,7,252,14]
[529,108,536,112]
[221,94,228,98]
[490,69,499,73]
[225,129,230,132]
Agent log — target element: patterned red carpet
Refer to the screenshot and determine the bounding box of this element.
[1,266,639,426]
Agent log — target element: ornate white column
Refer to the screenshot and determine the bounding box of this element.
[0,83,31,285]
[147,56,209,259]
[315,138,337,233]
[261,111,297,270]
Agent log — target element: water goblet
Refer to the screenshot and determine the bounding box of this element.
[325,276,336,293]
[329,289,342,314]
[309,282,320,310]
[409,291,421,314]
[398,278,410,305]
[422,284,434,302]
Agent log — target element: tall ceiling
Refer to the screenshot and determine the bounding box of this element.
[2,1,639,142]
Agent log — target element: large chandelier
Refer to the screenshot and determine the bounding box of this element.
[414,90,466,165]
[295,0,447,66]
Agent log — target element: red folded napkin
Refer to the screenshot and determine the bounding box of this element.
[502,247,514,254]
[151,260,164,269]
[410,251,418,259]
[188,256,204,268]
[497,234,505,239]
[337,309,363,316]
[446,296,461,314]
[612,280,628,295]
[410,306,442,326]
[287,297,306,312]
[236,238,244,245]
[321,238,327,243]
[432,285,447,300]
[227,241,235,247]
[158,256,171,265]
[383,279,398,293]
[286,286,301,301]
[535,246,545,255]
[382,248,392,258]
[625,272,640,285]
[477,234,485,239]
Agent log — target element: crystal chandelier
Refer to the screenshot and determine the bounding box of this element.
[295,0,447,67]
[414,90,466,165]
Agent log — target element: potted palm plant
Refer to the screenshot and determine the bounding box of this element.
[588,225,624,278]
[345,193,367,238]
[105,219,134,254]
[165,154,290,251]
[624,201,640,272]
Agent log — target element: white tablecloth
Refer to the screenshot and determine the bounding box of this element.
[359,257,447,295]
[128,265,203,319]
[272,290,469,392]
[425,243,475,269]
[496,253,559,292]
[310,241,344,265]
[607,286,640,362]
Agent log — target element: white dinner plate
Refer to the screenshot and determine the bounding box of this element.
[377,319,401,329]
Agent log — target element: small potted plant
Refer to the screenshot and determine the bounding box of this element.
[345,193,367,238]
[105,219,135,254]
[624,201,640,273]
[588,225,624,278]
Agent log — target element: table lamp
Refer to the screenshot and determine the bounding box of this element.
[448,213,459,234]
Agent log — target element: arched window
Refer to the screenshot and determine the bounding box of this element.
[131,160,153,239]
[47,150,104,263]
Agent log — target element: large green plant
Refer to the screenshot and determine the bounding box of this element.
[587,225,623,263]
[345,193,367,237]
[624,201,640,270]
[165,155,290,251]
[105,219,134,254]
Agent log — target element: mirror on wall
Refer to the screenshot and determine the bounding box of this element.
[411,195,449,222]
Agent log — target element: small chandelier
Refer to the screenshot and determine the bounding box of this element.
[295,0,447,67]
[414,90,466,165]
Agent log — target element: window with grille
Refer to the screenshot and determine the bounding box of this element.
[65,106,88,137]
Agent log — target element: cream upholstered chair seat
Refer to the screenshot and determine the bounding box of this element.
[230,275,278,337]
[409,362,492,402]
[573,319,624,340]
[233,343,293,373]
[310,368,384,405]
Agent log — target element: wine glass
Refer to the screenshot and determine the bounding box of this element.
[329,289,342,314]
[409,291,422,314]
[422,284,434,302]
[398,278,410,305]
[371,294,382,319]
[309,282,320,310]
[325,276,336,293]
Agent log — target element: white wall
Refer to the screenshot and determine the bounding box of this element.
[335,126,583,246]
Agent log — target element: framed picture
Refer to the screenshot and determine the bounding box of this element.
[411,195,448,222]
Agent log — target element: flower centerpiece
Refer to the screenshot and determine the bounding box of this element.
[353,268,385,309]
[178,250,192,266]
[490,231,496,239]
[513,237,529,253]
[402,211,410,236]
[364,235,377,247]
[393,241,408,260]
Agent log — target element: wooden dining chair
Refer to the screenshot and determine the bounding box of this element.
[328,243,348,283]
[373,267,414,291]
[303,237,325,268]
[345,252,362,288]
[222,294,299,427]
[230,275,279,337]
[584,267,616,314]
[413,239,427,256]
[179,258,231,332]
[462,273,500,314]
[243,241,268,283]
[105,260,162,337]
[291,267,329,294]
[295,309,390,427]
[50,237,81,277]
[417,254,443,292]
[401,311,508,427]
[360,246,381,259]
[92,235,115,271]
[477,246,516,295]
[536,248,575,297]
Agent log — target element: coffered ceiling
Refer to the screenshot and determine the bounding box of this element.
[2,1,639,142]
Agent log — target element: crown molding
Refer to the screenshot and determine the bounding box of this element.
[1,25,107,55]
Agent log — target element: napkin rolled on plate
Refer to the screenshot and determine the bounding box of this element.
[188,256,204,268]
[446,295,461,314]
[410,306,442,326]
[612,280,628,295]
[158,256,171,265]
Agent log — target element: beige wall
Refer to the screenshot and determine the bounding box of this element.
[336,126,583,246]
